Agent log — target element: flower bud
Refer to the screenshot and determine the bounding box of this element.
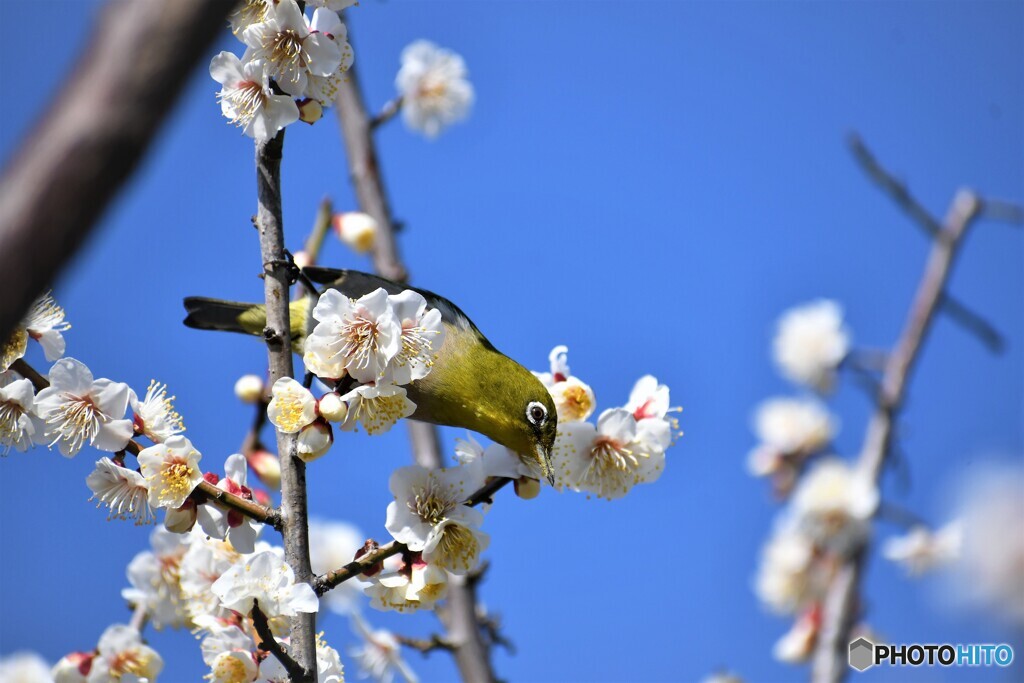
[164,499,198,534]
[252,488,273,507]
[297,97,323,124]
[514,476,541,500]
[52,651,94,682]
[296,419,333,462]
[234,374,265,404]
[317,392,348,422]
[246,449,281,489]
[332,212,378,254]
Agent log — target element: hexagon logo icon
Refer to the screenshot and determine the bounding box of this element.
[849,637,875,672]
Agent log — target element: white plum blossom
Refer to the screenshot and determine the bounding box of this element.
[267,377,317,434]
[87,625,163,683]
[364,556,449,614]
[332,212,378,254]
[773,300,850,391]
[241,0,342,98]
[304,8,355,106]
[308,518,369,615]
[534,348,596,423]
[196,454,264,554]
[297,419,333,462]
[137,435,204,511]
[212,550,319,619]
[35,358,133,457]
[182,532,246,625]
[304,288,401,383]
[755,524,819,615]
[396,40,474,138]
[130,381,184,443]
[790,458,877,550]
[228,0,271,37]
[386,290,445,385]
[210,52,299,142]
[52,651,93,683]
[773,608,820,663]
[339,383,416,436]
[626,375,682,434]
[86,457,152,524]
[121,527,191,630]
[0,652,52,682]
[533,345,570,386]
[350,612,419,683]
[208,650,258,683]
[0,375,44,455]
[553,408,670,500]
[385,465,489,573]
[747,397,835,480]
[883,522,962,577]
[2,292,72,371]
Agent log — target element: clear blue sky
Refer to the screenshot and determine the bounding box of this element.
[1,1,1021,681]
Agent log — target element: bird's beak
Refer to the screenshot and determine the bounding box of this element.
[536,444,555,486]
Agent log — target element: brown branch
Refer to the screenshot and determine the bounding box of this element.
[13,359,282,528]
[0,0,236,344]
[397,633,456,654]
[847,132,944,238]
[939,293,1005,353]
[810,177,984,681]
[333,20,497,681]
[252,601,306,681]
[254,131,317,681]
[370,96,404,130]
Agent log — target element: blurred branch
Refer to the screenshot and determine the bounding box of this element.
[252,601,305,680]
[128,602,148,633]
[811,189,984,683]
[12,358,282,528]
[397,633,456,654]
[0,0,236,344]
[979,198,1024,225]
[371,96,404,130]
[847,133,944,237]
[333,15,497,683]
[254,130,317,682]
[940,293,1005,353]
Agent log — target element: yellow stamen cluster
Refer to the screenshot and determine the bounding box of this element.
[580,437,647,499]
[0,400,26,455]
[26,292,71,333]
[272,391,307,433]
[0,328,28,372]
[433,524,480,572]
[264,29,308,87]
[351,391,407,435]
[397,325,439,370]
[219,81,267,130]
[560,384,594,422]
[210,652,250,683]
[110,649,153,678]
[333,314,381,372]
[48,394,104,453]
[230,0,270,35]
[157,459,197,506]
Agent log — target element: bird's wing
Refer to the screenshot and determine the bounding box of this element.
[302,267,496,350]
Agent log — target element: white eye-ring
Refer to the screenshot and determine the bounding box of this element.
[527,401,547,426]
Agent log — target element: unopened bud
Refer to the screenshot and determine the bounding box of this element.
[297,419,333,462]
[53,651,94,681]
[297,97,323,124]
[252,488,273,506]
[234,374,265,404]
[355,539,384,577]
[292,249,312,270]
[317,392,348,422]
[164,500,198,534]
[247,449,281,489]
[332,212,378,254]
[514,476,541,500]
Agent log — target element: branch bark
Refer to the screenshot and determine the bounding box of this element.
[254,131,317,682]
[810,171,984,681]
[333,18,497,682]
[0,0,236,344]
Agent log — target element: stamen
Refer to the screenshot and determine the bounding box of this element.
[218,81,266,129]
[47,393,105,453]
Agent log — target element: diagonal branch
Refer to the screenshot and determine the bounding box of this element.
[254,131,317,682]
[11,358,282,529]
[810,178,984,681]
[252,601,305,680]
[333,16,497,683]
[0,0,236,344]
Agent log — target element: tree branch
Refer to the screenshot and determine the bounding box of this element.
[810,174,984,681]
[252,601,306,681]
[254,130,317,681]
[12,358,282,528]
[333,16,498,683]
[397,633,456,654]
[0,0,236,344]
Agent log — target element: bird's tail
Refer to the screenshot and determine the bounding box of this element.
[183,296,310,347]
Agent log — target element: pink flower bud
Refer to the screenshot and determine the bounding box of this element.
[246,449,281,489]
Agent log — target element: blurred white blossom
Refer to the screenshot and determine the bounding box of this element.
[350,612,418,683]
[122,527,191,630]
[308,519,369,615]
[790,458,877,550]
[234,375,265,404]
[396,40,474,138]
[0,651,52,683]
[755,523,819,615]
[883,522,961,577]
[773,300,850,391]
[332,212,378,254]
[772,608,820,663]
[87,625,163,683]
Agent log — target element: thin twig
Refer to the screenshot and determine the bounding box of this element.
[939,293,1005,353]
[847,133,944,238]
[334,15,496,682]
[810,186,984,683]
[128,601,148,633]
[397,633,456,654]
[0,0,236,344]
[254,130,317,681]
[370,96,404,130]
[252,601,306,680]
[979,198,1024,225]
[12,359,282,528]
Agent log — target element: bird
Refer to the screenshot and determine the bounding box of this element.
[183,267,558,483]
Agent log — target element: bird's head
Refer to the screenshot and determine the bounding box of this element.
[505,378,558,485]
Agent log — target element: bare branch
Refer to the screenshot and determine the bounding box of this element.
[12,359,282,528]
[847,133,944,238]
[397,633,456,654]
[811,189,984,683]
[252,601,306,681]
[333,15,497,682]
[0,0,236,344]
[370,96,404,130]
[940,293,1005,353]
[979,197,1024,225]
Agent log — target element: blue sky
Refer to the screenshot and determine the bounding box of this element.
[1,1,1021,681]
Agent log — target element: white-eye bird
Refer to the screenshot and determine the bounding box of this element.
[183,268,558,483]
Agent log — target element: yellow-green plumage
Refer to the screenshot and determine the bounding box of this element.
[183,269,558,481]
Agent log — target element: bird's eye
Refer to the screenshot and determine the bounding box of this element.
[527,401,547,426]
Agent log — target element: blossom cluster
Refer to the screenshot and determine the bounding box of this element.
[211,0,356,141]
